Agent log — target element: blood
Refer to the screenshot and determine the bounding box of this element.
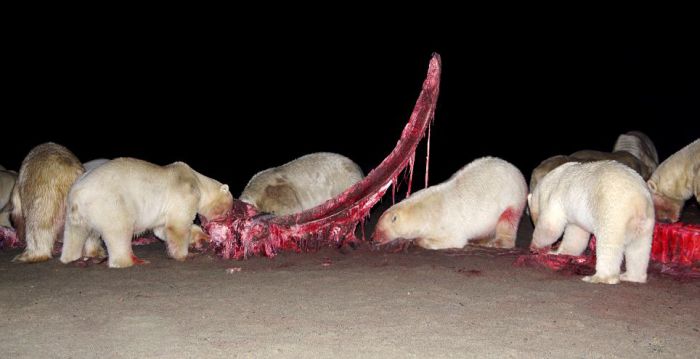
[516,223,700,279]
[498,207,519,227]
[513,251,597,276]
[651,222,700,266]
[0,226,21,249]
[406,153,415,197]
[649,222,700,278]
[132,235,160,246]
[204,53,442,260]
[130,254,148,265]
[425,122,431,189]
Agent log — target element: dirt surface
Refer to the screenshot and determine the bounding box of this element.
[1,202,699,358]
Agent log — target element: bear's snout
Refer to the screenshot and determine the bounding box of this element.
[371,228,389,244]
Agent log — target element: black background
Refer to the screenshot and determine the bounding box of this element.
[5,22,698,197]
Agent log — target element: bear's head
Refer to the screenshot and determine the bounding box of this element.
[648,184,683,223]
[200,184,234,221]
[647,176,688,223]
[372,201,426,245]
[372,208,403,245]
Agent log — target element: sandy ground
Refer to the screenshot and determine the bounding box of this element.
[1,202,699,358]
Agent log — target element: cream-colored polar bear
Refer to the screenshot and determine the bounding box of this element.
[0,169,18,228]
[79,158,210,249]
[11,143,85,262]
[60,158,233,268]
[528,161,655,284]
[647,139,700,223]
[11,142,84,262]
[239,152,364,216]
[373,157,527,249]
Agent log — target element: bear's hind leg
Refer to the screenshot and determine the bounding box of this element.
[103,230,138,268]
[582,235,624,284]
[620,219,653,283]
[14,221,54,263]
[60,219,91,264]
[489,206,523,249]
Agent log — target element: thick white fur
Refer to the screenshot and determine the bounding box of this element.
[529,161,655,284]
[374,157,527,250]
[60,158,233,268]
[240,152,364,216]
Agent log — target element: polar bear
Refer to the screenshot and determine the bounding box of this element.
[80,158,210,249]
[0,169,18,228]
[613,131,659,179]
[647,139,700,223]
[239,152,364,216]
[60,158,233,268]
[11,143,85,262]
[373,157,528,250]
[528,161,655,284]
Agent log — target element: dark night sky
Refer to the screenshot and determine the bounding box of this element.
[5,26,698,197]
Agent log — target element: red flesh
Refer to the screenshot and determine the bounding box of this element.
[0,226,20,249]
[204,53,442,259]
[516,223,700,278]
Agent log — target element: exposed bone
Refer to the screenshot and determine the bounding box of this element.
[204,53,442,259]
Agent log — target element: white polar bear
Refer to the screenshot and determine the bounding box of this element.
[0,169,18,228]
[528,161,655,284]
[646,139,700,223]
[60,158,233,268]
[239,152,364,216]
[80,158,208,249]
[373,157,528,249]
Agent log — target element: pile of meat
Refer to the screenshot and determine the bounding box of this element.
[203,53,442,259]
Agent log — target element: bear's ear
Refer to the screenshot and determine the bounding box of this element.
[647,180,657,193]
[220,184,229,193]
